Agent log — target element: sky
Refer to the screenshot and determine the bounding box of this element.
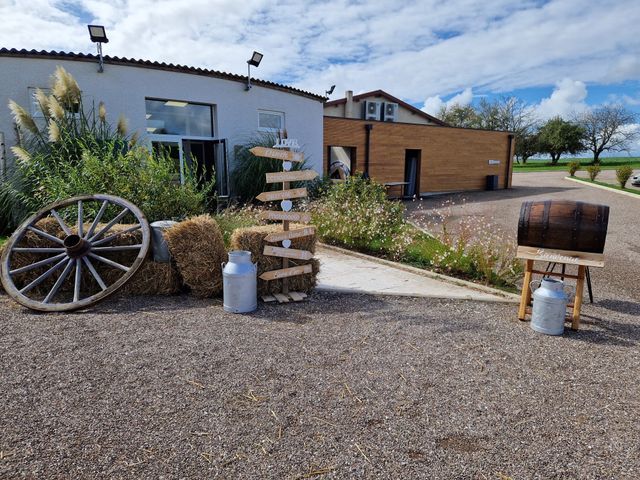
[1,0,640,152]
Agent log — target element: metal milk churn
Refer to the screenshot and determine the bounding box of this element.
[530,278,570,335]
[222,251,257,313]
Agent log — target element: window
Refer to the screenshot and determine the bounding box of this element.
[145,98,214,137]
[328,146,356,179]
[258,110,284,131]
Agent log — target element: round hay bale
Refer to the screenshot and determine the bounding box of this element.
[164,214,226,298]
[230,224,318,295]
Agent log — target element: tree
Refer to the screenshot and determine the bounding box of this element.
[537,117,584,164]
[514,131,540,164]
[575,105,638,164]
[437,104,480,128]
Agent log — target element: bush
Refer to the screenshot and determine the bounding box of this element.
[567,160,581,177]
[615,165,633,188]
[310,176,411,257]
[1,67,212,229]
[586,164,601,181]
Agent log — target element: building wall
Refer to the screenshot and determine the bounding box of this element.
[324,117,514,193]
[0,56,323,177]
[324,95,435,125]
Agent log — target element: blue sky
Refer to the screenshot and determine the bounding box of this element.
[1,0,639,148]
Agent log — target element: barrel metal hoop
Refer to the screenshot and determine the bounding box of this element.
[518,201,532,245]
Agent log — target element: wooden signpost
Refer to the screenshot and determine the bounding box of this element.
[253,136,315,303]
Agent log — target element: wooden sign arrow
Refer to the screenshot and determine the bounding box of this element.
[256,187,307,202]
[265,170,318,184]
[264,227,316,243]
[264,245,313,260]
[260,211,311,223]
[260,264,313,281]
[250,147,304,163]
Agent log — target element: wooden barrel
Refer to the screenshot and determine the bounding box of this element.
[518,200,609,254]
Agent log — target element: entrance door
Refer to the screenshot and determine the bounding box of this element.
[182,139,228,197]
[404,149,421,198]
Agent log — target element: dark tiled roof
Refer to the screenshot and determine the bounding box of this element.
[0,48,326,102]
[325,89,447,125]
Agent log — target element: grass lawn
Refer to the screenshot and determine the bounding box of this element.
[514,156,640,172]
[569,176,640,196]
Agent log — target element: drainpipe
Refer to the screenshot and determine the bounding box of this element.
[364,123,373,179]
[505,134,514,188]
[345,90,354,118]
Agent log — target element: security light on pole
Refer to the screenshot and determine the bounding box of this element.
[88,25,109,73]
[246,51,263,91]
[325,85,336,96]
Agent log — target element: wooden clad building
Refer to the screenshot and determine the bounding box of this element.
[324,90,514,196]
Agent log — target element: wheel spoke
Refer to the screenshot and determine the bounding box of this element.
[88,208,130,243]
[50,209,72,236]
[10,252,66,275]
[91,224,141,246]
[84,200,109,239]
[12,247,66,253]
[73,259,82,302]
[19,257,69,294]
[82,257,107,291]
[43,258,74,303]
[88,253,130,272]
[77,200,83,237]
[27,226,64,245]
[92,244,143,252]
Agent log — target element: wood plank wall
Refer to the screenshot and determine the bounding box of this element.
[323,117,514,192]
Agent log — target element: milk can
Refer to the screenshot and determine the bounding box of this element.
[530,278,571,335]
[222,251,257,313]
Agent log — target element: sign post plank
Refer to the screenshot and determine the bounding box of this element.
[259,264,312,281]
[264,227,315,243]
[516,246,604,268]
[265,170,318,183]
[260,211,311,223]
[256,188,307,202]
[250,147,304,162]
[264,245,313,260]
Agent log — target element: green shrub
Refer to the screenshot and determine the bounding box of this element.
[231,132,308,202]
[586,164,601,181]
[214,206,260,247]
[567,160,581,177]
[310,176,410,257]
[615,165,633,188]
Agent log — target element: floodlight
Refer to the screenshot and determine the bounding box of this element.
[88,25,109,73]
[246,51,263,91]
[326,85,336,96]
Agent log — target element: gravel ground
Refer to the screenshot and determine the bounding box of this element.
[1,291,639,479]
[406,171,640,304]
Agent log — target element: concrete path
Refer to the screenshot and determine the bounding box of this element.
[315,245,517,302]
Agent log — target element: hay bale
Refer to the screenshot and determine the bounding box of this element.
[230,224,318,295]
[164,214,226,297]
[103,259,182,296]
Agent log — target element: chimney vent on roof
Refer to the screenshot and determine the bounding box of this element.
[345,90,354,118]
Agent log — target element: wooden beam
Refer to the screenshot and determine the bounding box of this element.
[266,170,318,183]
[250,147,304,162]
[264,227,315,243]
[263,245,313,260]
[256,188,307,202]
[259,264,312,281]
[260,211,311,223]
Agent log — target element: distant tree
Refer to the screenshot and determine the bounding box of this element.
[476,96,536,134]
[575,105,638,164]
[437,104,480,128]
[537,117,584,164]
[514,131,540,164]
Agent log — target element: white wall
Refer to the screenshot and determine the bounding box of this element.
[0,55,324,178]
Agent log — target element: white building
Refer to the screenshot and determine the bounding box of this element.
[0,49,325,197]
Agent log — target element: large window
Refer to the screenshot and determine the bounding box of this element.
[258,110,284,132]
[145,98,214,137]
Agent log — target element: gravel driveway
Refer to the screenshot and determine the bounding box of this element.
[1,291,639,479]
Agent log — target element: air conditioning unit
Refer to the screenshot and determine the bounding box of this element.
[383,102,399,122]
[363,101,381,120]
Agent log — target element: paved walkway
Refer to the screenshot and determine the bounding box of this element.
[315,245,517,302]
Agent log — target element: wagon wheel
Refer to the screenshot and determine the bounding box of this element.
[1,194,150,312]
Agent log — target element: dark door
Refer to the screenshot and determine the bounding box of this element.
[182,139,228,197]
[404,149,421,198]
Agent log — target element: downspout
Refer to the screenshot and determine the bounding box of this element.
[364,123,373,179]
[505,134,514,189]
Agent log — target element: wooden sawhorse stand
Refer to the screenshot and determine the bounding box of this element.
[516,246,604,330]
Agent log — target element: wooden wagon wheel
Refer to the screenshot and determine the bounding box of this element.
[1,194,150,312]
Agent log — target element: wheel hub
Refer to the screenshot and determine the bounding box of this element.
[63,234,91,258]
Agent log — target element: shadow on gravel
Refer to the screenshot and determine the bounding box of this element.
[566,314,640,347]
[597,299,640,316]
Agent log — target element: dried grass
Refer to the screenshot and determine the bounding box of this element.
[164,214,226,298]
[229,224,318,295]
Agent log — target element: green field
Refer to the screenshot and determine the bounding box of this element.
[514,157,640,172]
[570,176,640,196]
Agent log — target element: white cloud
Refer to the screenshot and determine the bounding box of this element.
[421,87,474,115]
[0,0,639,103]
[534,78,588,120]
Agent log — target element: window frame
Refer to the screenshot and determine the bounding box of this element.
[257,109,285,132]
[145,97,215,138]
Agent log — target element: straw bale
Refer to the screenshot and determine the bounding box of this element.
[103,260,182,296]
[164,214,226,298]
[229,224,318,295]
